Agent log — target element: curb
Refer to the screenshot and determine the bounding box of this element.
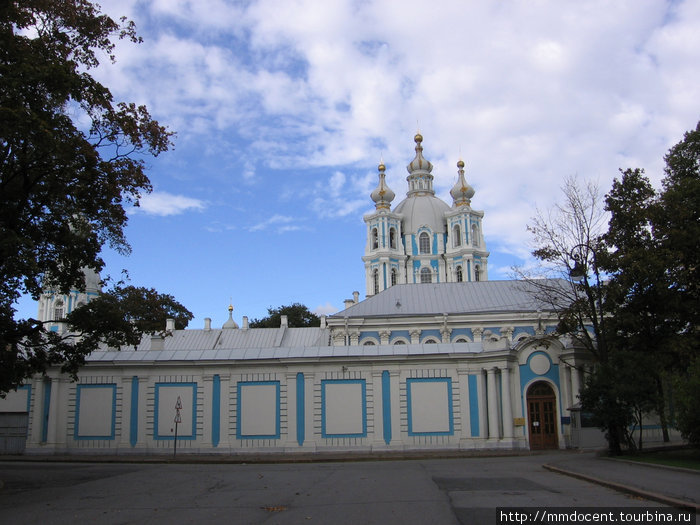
[542,464,700,513]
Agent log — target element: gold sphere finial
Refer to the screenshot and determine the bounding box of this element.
[414,132,423,144]
[457,159,465,169]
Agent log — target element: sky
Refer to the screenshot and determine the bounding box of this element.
[15,0,700,329]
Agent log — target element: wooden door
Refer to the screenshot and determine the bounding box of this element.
[527,382,558,450]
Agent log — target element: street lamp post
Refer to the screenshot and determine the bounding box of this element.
[173,396,182,458]
[568,243,622,455]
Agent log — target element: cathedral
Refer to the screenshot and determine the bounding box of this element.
[363,133,488,296]
[0,135,632,456]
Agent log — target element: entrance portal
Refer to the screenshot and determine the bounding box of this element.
[526,381,558,450]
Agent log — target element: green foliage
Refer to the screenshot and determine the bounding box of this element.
[0,284,192,394]
[527,121,700,453]
[249,303,321,328]
[672,358,700,447]
[0,1,175,394]
[66,285,193,348]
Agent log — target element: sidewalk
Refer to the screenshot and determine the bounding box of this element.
[3,448,698,511]
[544,451,700,512]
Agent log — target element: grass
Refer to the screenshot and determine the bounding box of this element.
[623,447,700,471]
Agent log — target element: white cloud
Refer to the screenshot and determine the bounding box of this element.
[97,0,700,266]
[134,192,206,216]
[248,214,305,233]
[313,302,339,316]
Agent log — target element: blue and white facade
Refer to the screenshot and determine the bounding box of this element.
[7,135,662,457]
[363,134,489,297]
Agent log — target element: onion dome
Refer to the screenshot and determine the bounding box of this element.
[450,159,475,207]
[370,162,395,210]
[405,133,436,197]
[222,303,239,329]
[406,133,434,175]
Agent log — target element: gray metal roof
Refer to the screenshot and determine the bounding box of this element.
[86,342,483,363]
[97,327,330,353]
[332,280,565,318]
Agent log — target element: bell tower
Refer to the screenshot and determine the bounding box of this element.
[362,162,406,296]
[37,267,101,333]
[445,159,489,282]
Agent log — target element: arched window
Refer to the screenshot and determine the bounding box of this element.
[390,268,397,286]
[424,338,438,344]
[53,299,64,321]
[363,340,376,346]
[389,228,397,249]
[471,224,479,247]
[475,265,481,282]
[453,224,461,247]
[373,269,379,294]
[420,267,432,283]
[393,339,406,345]
[371,228,378,249]
[456,265,463,282]
[419,232,430,254]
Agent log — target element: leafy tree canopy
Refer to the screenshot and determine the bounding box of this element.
[0,1,177,394]
[249,303,321,328]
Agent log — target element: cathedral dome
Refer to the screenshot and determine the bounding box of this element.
[406,133,433,174]
[393,134,451,234]
[393,193,451,234]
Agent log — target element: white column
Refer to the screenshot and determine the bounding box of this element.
[501,367,513,439]
[486,368,499,440]
[570,366,581,404]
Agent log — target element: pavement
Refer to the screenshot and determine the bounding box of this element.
[543,450,700,512]
[2,447,699,512]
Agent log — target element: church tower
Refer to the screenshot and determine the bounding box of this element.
[363,134,489,297]
[362,161,406,295]
[37,267,101,333]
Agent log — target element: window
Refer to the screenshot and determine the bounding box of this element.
[372,228,378,249]
[475,265,481,282]
[393,339,406,345]
[420,267,432,283]
[453,224,461,247]
[390,268,397,286]
[456,265,463,282]
[424,339,438,344]
[373,269,379,294]
[53,300,64,321]
[363,340,376,346]
[471,224,479,247]
[389,228,397,249]
[419,232,430,254]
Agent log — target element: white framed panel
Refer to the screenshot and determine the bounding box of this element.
[406,378,454,436]
[322,380,367,438]
[237,381,280,439]
[75,384,116,440]
[154,383,197,440]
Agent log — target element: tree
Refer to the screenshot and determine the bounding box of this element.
[249,303,321,328]
[517,176,630,454]
[0,1,174,394]
[523,122,700,453]
[0,284,193,394]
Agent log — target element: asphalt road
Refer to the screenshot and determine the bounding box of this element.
[0,453,665,525]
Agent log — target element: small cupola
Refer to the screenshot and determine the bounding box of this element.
[222,303,239,329]
[450,159,475,207]
[405,133,435,196]
[370,161,395,210]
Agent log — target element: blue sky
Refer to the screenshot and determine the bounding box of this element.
[15,0,700,329]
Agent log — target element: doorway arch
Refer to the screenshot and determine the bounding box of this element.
[526,381,558,450]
